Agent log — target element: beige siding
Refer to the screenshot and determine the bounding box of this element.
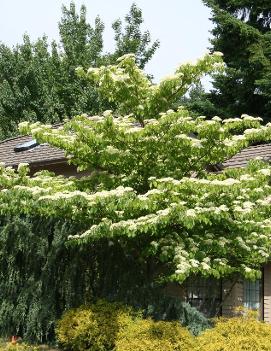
[165,275,266,321]
[30,161,91,178]
[165,279,244,317]
[264,263,271,323]
[222,279,243,317]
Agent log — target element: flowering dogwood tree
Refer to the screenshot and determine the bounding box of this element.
[8,53,271,283]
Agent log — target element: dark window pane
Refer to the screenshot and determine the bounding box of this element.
[182,276,221,317]
[243,279,261,310]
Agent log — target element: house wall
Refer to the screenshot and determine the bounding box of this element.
[29,161,90,178]
[165,280,244,317]
[165,279,244,317]
[264,263,271,322]
[221,279,244,317]
[165,273,268,321]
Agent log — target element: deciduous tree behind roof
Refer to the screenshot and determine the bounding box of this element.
[0,2,159,139]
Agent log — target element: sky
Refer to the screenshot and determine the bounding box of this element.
[0,0,213,81]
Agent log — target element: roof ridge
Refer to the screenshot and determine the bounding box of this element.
[0,134,31,145]
[247,143,271,149]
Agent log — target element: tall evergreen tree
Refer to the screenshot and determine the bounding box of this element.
[203,0,271,120]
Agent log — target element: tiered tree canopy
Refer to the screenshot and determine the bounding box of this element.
[4,52,271,282]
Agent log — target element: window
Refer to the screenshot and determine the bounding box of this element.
[243,279,262,310]
[183,276,221,317]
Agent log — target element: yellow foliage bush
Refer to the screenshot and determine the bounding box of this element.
[195,311,271,351]
[116,318,195,351]
[56,300,195,351]
[0,342,38,351]
[57,301,271,351]
[55,300,141,351]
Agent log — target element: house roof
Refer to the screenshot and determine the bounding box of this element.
[0,135,66,167]
[222,143,271,169]
[1,131,271,170]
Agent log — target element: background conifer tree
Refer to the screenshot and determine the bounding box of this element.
[203,0,271,120]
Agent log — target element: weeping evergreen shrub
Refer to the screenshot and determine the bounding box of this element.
[145,296,211,335]
[0,215,210,342]
[0,215,92,341]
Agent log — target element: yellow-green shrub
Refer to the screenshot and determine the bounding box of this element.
[55,300,140,351]
[56,300,196,351]
[0,342,38,351]
[116,318,195,351]
[195,312,271,351]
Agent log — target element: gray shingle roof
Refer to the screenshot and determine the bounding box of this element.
[0,135,66,167]
[222,143,271,169]
[1,132,271,170]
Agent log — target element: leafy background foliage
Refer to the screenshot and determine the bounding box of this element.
[0,2,159,139]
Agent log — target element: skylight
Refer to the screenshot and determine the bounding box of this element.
[14,139,39,152]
